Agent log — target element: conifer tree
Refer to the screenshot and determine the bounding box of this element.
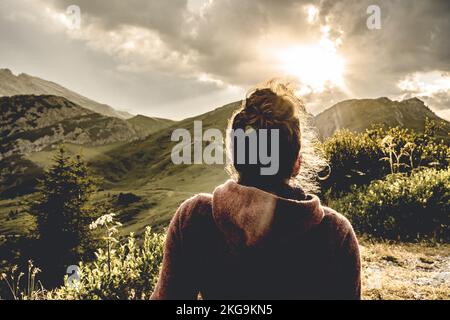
[30,147,97,286]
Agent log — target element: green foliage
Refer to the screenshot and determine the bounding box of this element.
[332,168,450,242]
[322,120,450,194]
[1,211,164,300]
[49,215,164,300]
[321,128,385,193]
[0,155,44,199]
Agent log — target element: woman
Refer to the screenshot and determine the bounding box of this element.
[151,81,361,300]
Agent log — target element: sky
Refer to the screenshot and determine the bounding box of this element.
[0,0,449,120]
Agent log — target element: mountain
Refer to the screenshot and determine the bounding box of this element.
[314,97,450,139]
[86,101,241,231]
[127,115,176,137]
[91,101,240,187]
[85,97,450,232]
[0,68,133,119]
[0,94,176,198]
[0,95,140,160]
[2,96,449,232]
[96,97,450,187]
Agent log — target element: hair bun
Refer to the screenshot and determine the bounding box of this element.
[243,86,300,128]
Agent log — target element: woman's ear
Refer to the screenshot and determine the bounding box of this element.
[291,154,302,177]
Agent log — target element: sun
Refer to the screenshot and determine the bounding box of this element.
[275,43,346,92]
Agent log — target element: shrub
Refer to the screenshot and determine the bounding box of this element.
[1,214,165,300]
[48,214,165,300]
[322,122,450,194]
[332,168,450,242]
[321,128,385,193]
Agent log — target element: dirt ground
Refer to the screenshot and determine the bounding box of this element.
[360,240,450,300]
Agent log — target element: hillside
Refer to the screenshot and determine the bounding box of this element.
[92,101,241,184]
[0,95,140,160]
[127,115,176,138]
[314,97,450,140]
[86,97,450,233]
[0,68,132,119]
[95,97,450,189]
[0,93,176,199]
[86,101,241,232]
[2,96,449,234]
[0,94,143,198]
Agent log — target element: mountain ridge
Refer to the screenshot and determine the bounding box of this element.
[313,97,450,139]
[127,115,176,137]
[0,94,140,160]
[90,97,450,188]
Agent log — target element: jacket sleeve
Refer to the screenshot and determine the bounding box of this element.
[150,201,199,300]
[336,227,362,300]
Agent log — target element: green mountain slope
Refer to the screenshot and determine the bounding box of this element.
[87,101,242,233]
[87,97,450,234]
[2,96,449,235]
[92,101,241,186]
[126,115,176,138]
[0,94,142,198]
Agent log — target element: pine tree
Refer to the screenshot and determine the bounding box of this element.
[30,147,97,287]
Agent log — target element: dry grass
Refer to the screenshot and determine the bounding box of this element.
[360,239,450,300]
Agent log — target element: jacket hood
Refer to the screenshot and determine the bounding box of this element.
[212,180,325,248]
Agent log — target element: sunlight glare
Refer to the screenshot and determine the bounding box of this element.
[275,44,346,92]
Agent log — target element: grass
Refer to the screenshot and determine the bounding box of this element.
[25,142,127,169]
[127,115,176,138]
[0,196,35,236]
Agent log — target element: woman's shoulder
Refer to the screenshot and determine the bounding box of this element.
[172,193,213,227]
[179,193,212,213]
[319,205,356,241]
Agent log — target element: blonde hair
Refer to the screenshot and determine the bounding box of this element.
[226,79,327,194]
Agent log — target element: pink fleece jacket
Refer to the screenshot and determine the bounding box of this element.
[151,180,361,300]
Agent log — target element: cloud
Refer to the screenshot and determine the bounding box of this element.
[46,1,449,89]
[39,0,324,84]
[395,71,450,120]
[0,0,449,118]
[44,0,190,38]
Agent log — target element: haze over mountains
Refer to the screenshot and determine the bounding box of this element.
[0,68,133,119]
